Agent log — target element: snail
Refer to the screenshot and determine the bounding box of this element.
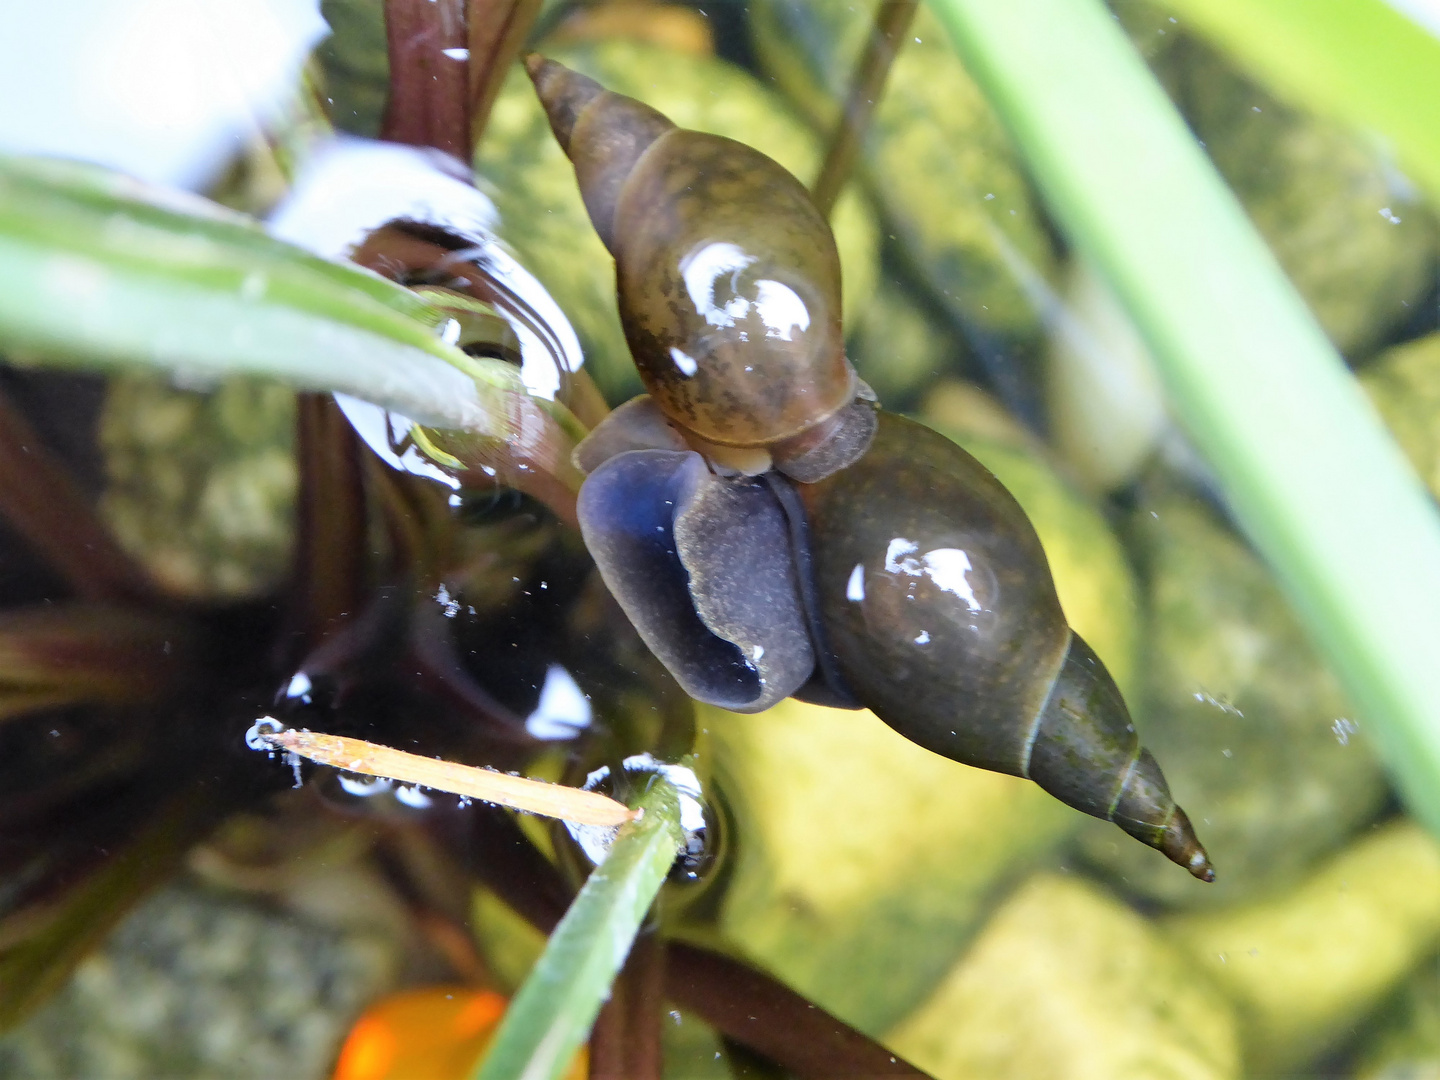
[526,56,1213,881]
[525,53,877,484]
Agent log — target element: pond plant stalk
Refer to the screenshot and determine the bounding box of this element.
[810,0,919,220]
[471,774,684,1080]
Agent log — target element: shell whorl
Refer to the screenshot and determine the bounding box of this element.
[1025,633,1214,881]
[524,54,857,457]
[524,53,674,253]
[799,412,1214,881]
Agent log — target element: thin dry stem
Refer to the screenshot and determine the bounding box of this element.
[468,0,543,150]
[252,723,636,826]
[381,0,471,157]
[810,0,919,220]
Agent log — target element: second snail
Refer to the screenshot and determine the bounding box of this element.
[523,55,1213,881]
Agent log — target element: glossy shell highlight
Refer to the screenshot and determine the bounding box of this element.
[527,55,854,450]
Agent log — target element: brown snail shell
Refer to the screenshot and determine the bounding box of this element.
[526,55,872,479]
[796,412,1213,879]
[577,411,1213,880]
[535,57,1210,880]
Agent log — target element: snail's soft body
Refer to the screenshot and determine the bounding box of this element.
[527,56,1213,880]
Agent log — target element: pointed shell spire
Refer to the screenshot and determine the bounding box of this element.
[525,55,861,462]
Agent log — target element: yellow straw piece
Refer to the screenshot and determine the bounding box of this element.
[253,722,636,827]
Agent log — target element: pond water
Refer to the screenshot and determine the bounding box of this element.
[0,2,1437,1078]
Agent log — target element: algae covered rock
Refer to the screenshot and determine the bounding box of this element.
[1353,953,1440,1080]
[750,1,1056,348]
[0,880,399,1080]
[1076,478,1389,906]
[1361,332,1440,502]
[848,267,959,409]
[1045,259,1169,494]
[711,698,1076,1036]
[886,873,1240,1080]
[1167,821,1440,1074]
[314,0,389,138]
[100,374,296,598]
[476,37,880,402]
[660,1009,729,1080]
[1163,40,1435,358]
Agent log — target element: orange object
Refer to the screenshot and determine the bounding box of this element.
[332,987,585,1080]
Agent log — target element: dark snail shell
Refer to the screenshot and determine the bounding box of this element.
[533,56,1210,881]
[795,412,1212,879]
[577,410,1213,880]
[526,55,870,475]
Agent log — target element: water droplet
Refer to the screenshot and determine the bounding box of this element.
[284,672,313,704]
[337,774,394,798]
[245,716,285,751]
[395,785,433,809]
[846,563,866,602]
[525,665,592,740]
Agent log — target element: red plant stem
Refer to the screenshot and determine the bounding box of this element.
[382,0,540,159]
[381,0,472,157]
[0,388,154,604]
[589,926,665,1080]
[468,0,543,148]
[291,394,367,651]
[0,603,192,721]
[665,943,928,1078]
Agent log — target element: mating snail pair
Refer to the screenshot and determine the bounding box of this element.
[523,55,1213,881]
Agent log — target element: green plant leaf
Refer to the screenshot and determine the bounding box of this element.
[1159,0,1440,207]
[472,775,684,1080]
[925,0,1440,834]
[0,154,534,434]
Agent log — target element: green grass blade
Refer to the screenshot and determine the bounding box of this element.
[473,777,684,1080]
[0,155,533,435]
[925,0,1440,833]
[1161,0,1440,207]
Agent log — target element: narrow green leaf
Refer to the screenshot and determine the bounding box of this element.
[925,0,1440,832]
[473,777,685,1080]
[1160,0,1440,207]
[0,155,536,435]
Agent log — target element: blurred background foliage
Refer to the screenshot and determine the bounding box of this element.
[0,1,1439,1078]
